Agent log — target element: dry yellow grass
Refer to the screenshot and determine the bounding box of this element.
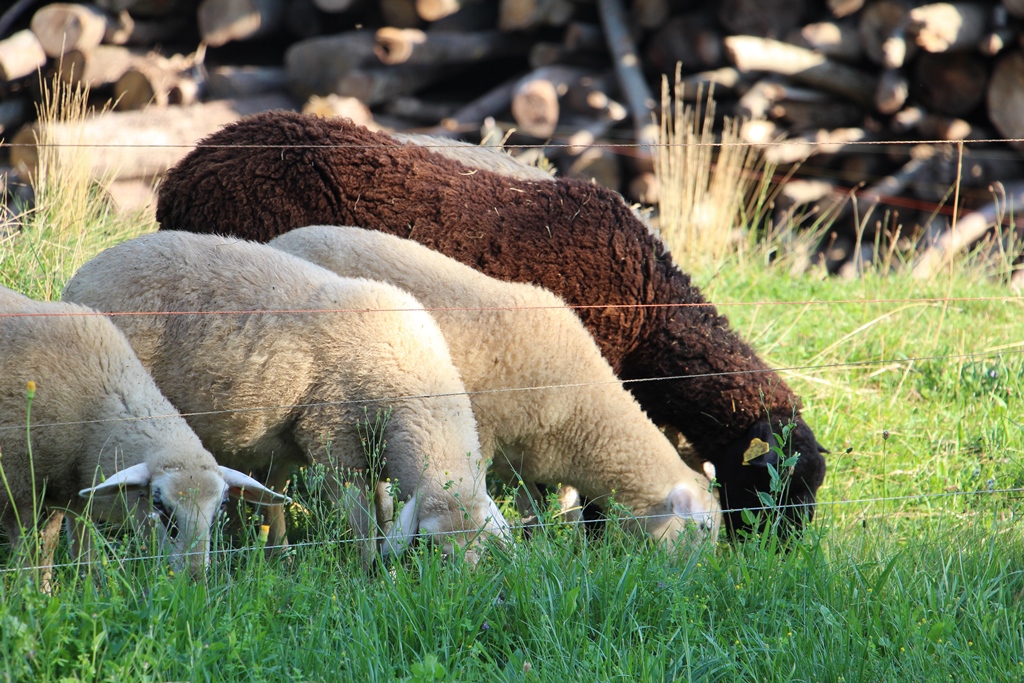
[0,75,153,300]
[654,64,776,264]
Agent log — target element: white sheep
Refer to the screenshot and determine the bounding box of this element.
[0,285,289,584]
[269,225,722,545]
[62,231,510,564]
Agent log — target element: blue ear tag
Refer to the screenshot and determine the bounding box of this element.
[742,438,770,465]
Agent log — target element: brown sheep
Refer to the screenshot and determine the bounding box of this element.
[155,110,827,537]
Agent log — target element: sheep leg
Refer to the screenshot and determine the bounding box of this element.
[261,464,292,551]
[36,510,64,593]
[556,485,583,523]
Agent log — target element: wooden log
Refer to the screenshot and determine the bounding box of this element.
[912,181,1024,278]
[439,75,518,132]
[724,35,878,107]
[646,12,723,72]
[205,65,287,99]
[498,0,575,32]
[379,0,421,28]
[197,0,286,47]
[597,0,658,170]
[334,64,450,106]
[875,67,908,115]
[859,0,911,67]
[918,113,973,140]
[770,94,865,130]
[0,29,48,82]
[738,79,863,129]
[0,98,30,136]
[113,58,197,110]
[373,28,524,65]
[11,93,297,181]
[907,2,988,53]
[677,67,751,101]
[787,19,862,62]
[301,93,375,127]
[57,45,149,89]
[717,0,806,39]
[987,50,1024,152]
[762,126,873,165]
[511,65,590,139]
[284,31,378,98]
[912,51,987,117]
[30,3,109,57]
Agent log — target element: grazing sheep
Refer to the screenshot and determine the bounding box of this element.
[0,286,288,583]
[270,225,721,544]
[155,111,826,537]
[62,231,510,563]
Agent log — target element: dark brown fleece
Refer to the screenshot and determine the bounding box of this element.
[156,110,826,535]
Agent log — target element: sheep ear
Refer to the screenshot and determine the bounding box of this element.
[703,462,716,481]
[667,485,695,516]
[383,493,419,558]
[79,463,151,499]
[219,467,291,506]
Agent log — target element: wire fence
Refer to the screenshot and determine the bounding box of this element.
[0,344,1018,435]
[0,485,1021,577]
[1,134,1022,578]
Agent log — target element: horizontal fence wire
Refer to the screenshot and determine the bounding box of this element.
[7,137,1024,150]
[4,133,1024,230]
[1,294,1023,320]
[0,345,1019,435]
[0,486,1021,577]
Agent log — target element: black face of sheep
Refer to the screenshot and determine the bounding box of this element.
[153,110,828,541]
[712,417,826,539]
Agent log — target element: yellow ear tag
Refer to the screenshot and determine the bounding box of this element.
[742,438,770,465]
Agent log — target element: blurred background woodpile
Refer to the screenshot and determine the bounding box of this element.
[2,0,1024,276]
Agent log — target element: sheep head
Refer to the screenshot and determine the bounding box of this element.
[636,462,722,547]
[80,462,290,577]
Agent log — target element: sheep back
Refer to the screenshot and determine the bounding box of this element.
[62,231,504,552]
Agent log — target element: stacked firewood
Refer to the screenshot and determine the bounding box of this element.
[1,0,1024,275]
